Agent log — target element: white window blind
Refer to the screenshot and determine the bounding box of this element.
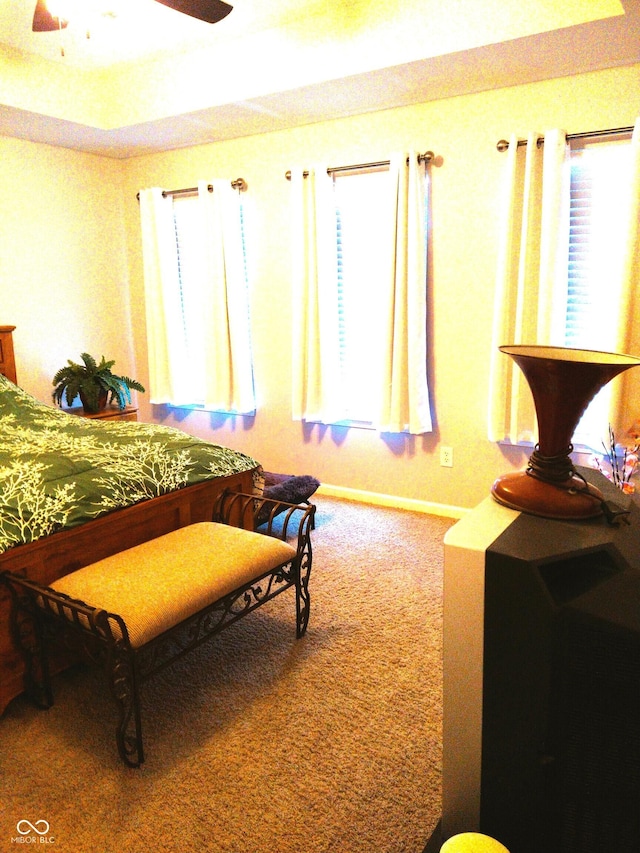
[564,138,632,447]
[334,168,389,423]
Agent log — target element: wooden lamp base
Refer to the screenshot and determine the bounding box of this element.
[491,346,640,522]
[491,471,604,520]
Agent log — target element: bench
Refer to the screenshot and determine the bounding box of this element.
[2,491,315,767]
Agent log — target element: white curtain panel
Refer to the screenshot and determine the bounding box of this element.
[487,129,569,443]
[290,165,344,423]
[376,151,432,434]
[139,187,192,404]
[197,180,255,413]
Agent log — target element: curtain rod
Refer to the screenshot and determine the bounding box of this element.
[284,151,434,180]
[136,178,247,201]
[496,125,634,152]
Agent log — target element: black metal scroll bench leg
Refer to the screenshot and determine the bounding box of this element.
[295,546,312,638]
[1,493,314,768]
[105,630,144,767]
[4,576,145,767]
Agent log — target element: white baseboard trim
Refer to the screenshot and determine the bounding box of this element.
[316,483,468,519]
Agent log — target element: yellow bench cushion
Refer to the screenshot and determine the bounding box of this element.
[51,522,297,648]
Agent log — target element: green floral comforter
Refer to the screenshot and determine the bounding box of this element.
[0,375,259,554]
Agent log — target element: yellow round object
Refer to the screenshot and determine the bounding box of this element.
[440,833,510,853]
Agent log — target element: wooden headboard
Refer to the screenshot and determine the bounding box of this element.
[0,325,17,384]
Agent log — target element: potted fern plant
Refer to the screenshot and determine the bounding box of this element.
[52,353,145,413]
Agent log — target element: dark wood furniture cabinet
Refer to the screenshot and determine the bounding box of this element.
[63,405,138,422]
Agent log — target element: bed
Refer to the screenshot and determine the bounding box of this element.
[0,327,260,714]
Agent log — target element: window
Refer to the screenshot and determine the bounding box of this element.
[331,166,429,426]
[291,154,431,434]
[334,168,390,424]
[487,130,637,450]
[172,195,207,400]
[561,138,633,447]
[139,184,255,414]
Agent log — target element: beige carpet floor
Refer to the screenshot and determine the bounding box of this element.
[0,497,455,853]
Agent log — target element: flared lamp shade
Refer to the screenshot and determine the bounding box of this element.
[491,345,640,520]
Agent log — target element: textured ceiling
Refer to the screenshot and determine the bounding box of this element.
[0,0,637,158]
[0,0,330,67]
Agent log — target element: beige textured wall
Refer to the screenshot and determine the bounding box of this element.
[2,63,638,512]
[0,136,133,405]
[120,65,640,511]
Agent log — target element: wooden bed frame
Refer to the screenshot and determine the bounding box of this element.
[0,327,255,714]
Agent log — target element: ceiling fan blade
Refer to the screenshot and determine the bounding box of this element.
[32,0,68,32]
[152,0,233,24]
